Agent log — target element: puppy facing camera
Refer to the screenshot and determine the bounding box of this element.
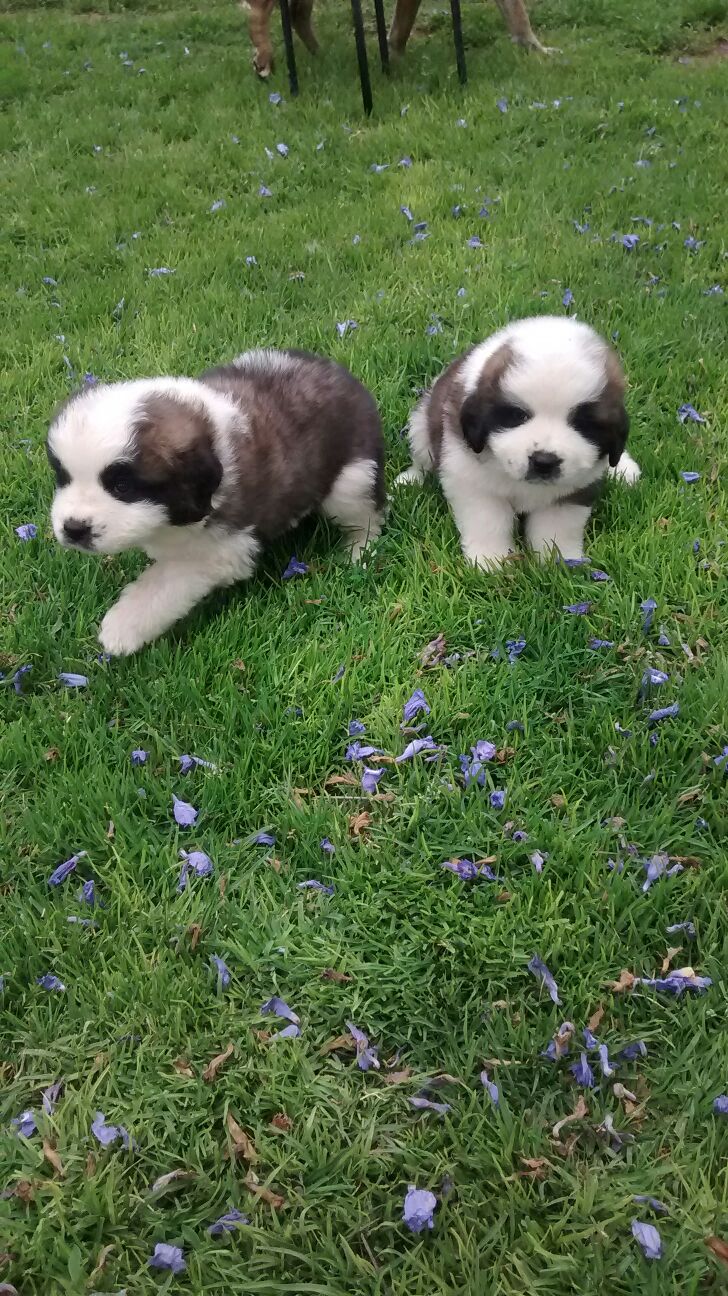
[395,315,640,566]
[47,350,385,655]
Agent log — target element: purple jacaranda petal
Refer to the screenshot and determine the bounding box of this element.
[58,672,88,687]
[245,254,257,266]
[37,974,64,991]
[400,205,414,222]
[131,748,147,765]
[441,858,498,882]
[361,766,384,794]
[275,142,288,157]
[648,702,680,724]
[370,162,389,173]
[633,1195,669,1214]
[666,921,695,937]
[657,628,671,646]
[79,879,97,906]
[677,404,705,423]
[409,1095,451,1114]
[583,1027,600,1050]
[634,967,711,994]
[271,1022,301,1040]
[91,1112,131,1147]
[172,795,197,827]
[643,853,683,891]
[570,1052,595,1087]
[282,555,308,580]
[711,745,728,771]
[506,720,525,733]
[597,1044,616,1077]
[250,831,276,846]
[403,688,430,723]
[48,850,86,887]
[562,288,574,308]
[67,915,97,927]
[208,1208,249,1235]
[589,638,614,650]
[620,234,640,250]
[261,996,300,1024]
[42,1080,63,1115]
[403,1184,437,1232]
[15,523,37,540]
[528,955,560,1004]
[713,1095,728,1115]
[320,838,336,855]
[467,235,483,249]
[496,97,508,113]
[649,732,660,748]
[396,736,438,762]
[336,319,357,338]
[258,185,272,198]
[631,1220,662,1260]
[210,955,231,988]
[269,91,282,104]
[573,220,589,234]
[704,284,723,295]
[12,1110,37,1138]
[597,1110,634,1149]
[696,816,708,830]
[149,1243,186,1274]
[490,790,506,810]
[398,155,412,167]
[348,719,366,736]
[148,266,175,277]
[563,602,591,615]
[684,236,704,251]
[642,598,659,636]
[346,1021,380,1071]
[178,753,216,774]
[640,668,669,696]
[177,849,213,891]
[10,664,32,694]
[346,741,384,761]
[480,1070,500,1106]
[680,470,701,483]
[472,740,497,761]
[530,850,547,873]
[512,830,529,843]
[542,1020,575,1061]
[298,879,334,895]
[42,275,58,286]
[591,570,610,582]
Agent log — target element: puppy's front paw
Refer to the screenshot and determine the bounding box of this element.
[464,547,510,570]
[99,598,153,656]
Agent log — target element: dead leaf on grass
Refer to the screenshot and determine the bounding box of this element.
[384,1069,413,1085]
[42,1140,64,1177]
[608,969,636,993]
[320,1032,355,1056]
[552,1095,588,1139]
[106,820,115,839]
[325,773,359,788]
[203,1042,235,1082]
[150,1169,196,1195]
[225,1112,257,1163]
[587,1005,605,1033]
[173,1057,195,1078]
[349,811,371,836]
[515,1156,553,1180]
[677,787,703,805]
[219,874,228,897]
[706,1236,728,1265]
[88,1244,114,1284]
[85,1152,97,1178]
[661,946,682,974]
[550,794,567,809]
[244,1172,285,1208]
[270,1113,293,1132]
[188,923,202,951]
[13,1181,35,1203]
[321,968,353,983]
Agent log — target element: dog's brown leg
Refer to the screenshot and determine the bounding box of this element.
[388,0,421,55]
[245,0,277,78]
[492,0,558,53]
[290,0,319,53]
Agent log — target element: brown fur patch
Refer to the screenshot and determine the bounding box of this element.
[131,394,222,526]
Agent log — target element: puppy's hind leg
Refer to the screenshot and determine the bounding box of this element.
[245,0,277,78]
[492,0,559,53]
[290,0,319,53]
[394,398,432,487]
[321,459,385,561]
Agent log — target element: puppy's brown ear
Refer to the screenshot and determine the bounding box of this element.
[460,393,491,454]
[603,349,630,468]
[134,394,222,525]
[607,406,629,467]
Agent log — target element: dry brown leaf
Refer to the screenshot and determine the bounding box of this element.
[517,1156,553,1179]
[320,1032,355,1056]
[495,747,516,763]
[44,747,60,762]
[304,598,324,605]
[106,819,115,839]
[349,811,371,836]
[669,854,701,868]
[233,658,246,671]
[552,1095,588,1139]
[474,855,497,866]
[677,787,703,805]
[321,968,352,983]
[42,1140,64,1177]
[244,1172,285,1209]
[225,1112,258,1163]
[661,946,682,974]
[608,968,636,992]
[384,1068,413,1085]
[325,772,359,788]
[203,1042,235,1083]
[496,889,512,902]
[268,857,282,873]
[150,1169,196,1194]
[85,1152,97,1178]
[551,1132,579,1158]
[706,1236,728,1265]
[88,1244,114,1284]
[188,923,202,951]
[482,1058,519,1067]
[253,1029,272,1042]
[173,1057,195,1078]
[587,1005,605,1033]
[550,794,567,809]
[270,1113,293,1132]
[388,602,404,619]
[14,1180,35,1203]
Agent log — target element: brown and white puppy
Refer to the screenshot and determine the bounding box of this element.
[47,350,385,654]
[389,0,557,58]
[395,316,640,566]
[244,0,318,79]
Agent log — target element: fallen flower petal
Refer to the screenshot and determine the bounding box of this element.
[589,638,615,650]
[681,470,701,483]
[131,748,147,765]
[396,735,439,762]
[58,672,88,687]
[490,790,506,810]
[210,955,231,988]
[346,741,384,760]
[348,719,366,736]
[648,702,680,725]
[177,849,213,891]
[634,967,711,994]
[528,954,561,1004]
[542,1021,575,1061]
[403,688,430,723]
[79,879,97,906]
[570,1052,595,1087]
[361,766,384,793]
[208,1207,249,1235]
[319,838,336,854]
[172,796,198,827]
[563,602,591,615]
[530,850,547,873]
[597,1044,616,1077]
[713,1095,728,1115]
[640,598,657,632]
[15,523,37,540]
[271,1023,301,1040]
[298,879,334,895]
[666,921,695,937]
[634,1195,669,1214]
[250,830,276,846]
[261,996,300,1024]
[403,1184,437,1233]
[91,1112,130,1147]
[42,1081,63,1116]
[677,403,705,424]
[408,1095,451,1114]
[282,555,308,580]
[37,974,64,991]
[336,319,357,338]
[631,1219,662,1260]
[12,1110,37,1138]
[480,1070,500,1106]
[346,1021,380,1071]
[148,1243,186,1274]
[178,753,215,774]
[48,851,86,887]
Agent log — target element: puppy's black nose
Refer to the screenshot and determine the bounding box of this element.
[527,450,562,481]
[63,518,92,546]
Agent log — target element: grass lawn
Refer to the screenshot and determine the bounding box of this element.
[1,0,728,1290]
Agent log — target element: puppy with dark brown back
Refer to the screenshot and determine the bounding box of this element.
[395,317,640,566]
[47,350,385,655]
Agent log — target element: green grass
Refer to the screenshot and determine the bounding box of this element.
[2,0,728,1290]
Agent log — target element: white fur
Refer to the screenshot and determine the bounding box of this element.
[397,316,641,565]
[232,348,298,376]
[609,451,641,484]
[321,459,383,559]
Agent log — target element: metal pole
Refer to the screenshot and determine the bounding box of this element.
[278,0,299,97]
[373,0,389,74]
[450,0,467,85]
[350,0,373,115]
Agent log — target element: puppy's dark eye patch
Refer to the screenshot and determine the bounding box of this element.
[46,445,70,488]
[569,402,604,438]
[100,461,146,503]
[492,403,531,430]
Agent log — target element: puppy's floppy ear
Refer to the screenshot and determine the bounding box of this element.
[460,393,491,454]
[603,348,630,468]
[458,342,514,455]
[607,404,629,467]
[133,394,222,525]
